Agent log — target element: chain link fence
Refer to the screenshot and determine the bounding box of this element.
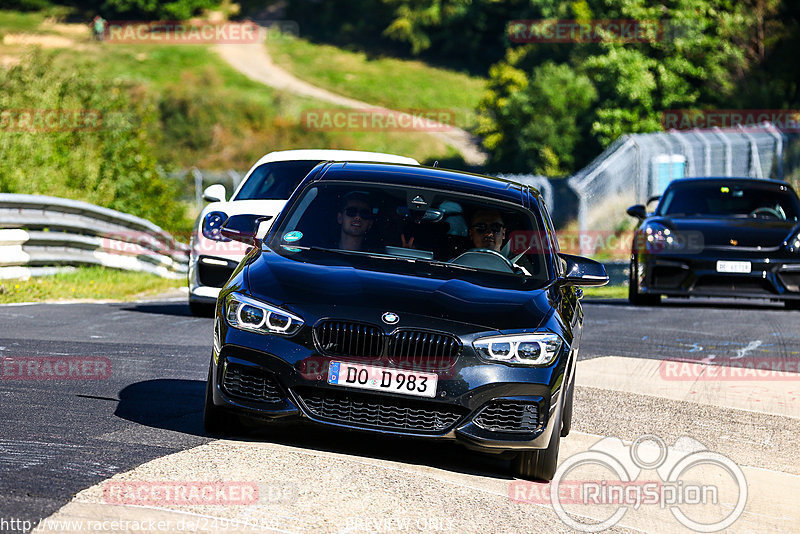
[568,124,800,254]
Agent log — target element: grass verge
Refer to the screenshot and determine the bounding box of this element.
[266,35,485,129]
[582,284,627,299]
[0,266,185,304]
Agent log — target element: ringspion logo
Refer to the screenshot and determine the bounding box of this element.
[511,435,747,532]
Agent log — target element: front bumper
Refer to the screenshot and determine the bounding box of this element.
[188,255,240,304]
[636,251,800,300]
[208,317,567,453]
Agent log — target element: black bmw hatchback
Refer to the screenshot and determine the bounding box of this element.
[204,162,608,481]
[627,177,800,307]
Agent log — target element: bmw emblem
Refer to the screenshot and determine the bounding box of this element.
[382,312,399,325]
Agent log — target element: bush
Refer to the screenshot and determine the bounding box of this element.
[0,51,191,235]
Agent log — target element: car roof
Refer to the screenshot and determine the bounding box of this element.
[307,162,536,206]
[250,149,420,167]
[669,177,794,190]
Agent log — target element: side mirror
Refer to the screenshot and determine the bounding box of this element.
[203,184,227,203]
[626,204,647,220]
[558,253,609,287]
[220,214,273,246]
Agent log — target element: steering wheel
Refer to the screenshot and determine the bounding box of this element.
[749,207,782,219]
[450,248,517,273]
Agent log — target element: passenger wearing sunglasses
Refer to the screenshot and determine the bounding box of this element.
[336,192,376,251]
[468,210,506,252]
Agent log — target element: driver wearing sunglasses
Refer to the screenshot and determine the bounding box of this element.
[337,192,376,251]
[468,209,506,252]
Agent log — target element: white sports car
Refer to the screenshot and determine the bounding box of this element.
[188,149,420,315]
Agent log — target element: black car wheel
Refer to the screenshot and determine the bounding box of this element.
[628,259,661,306]
[512,422,561,481]
[203,366,243,436]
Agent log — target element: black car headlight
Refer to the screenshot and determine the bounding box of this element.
[224,293,304,336]
[786,230,800,253]
[202,211,231,242]
[640,222,681,252]
[473,333,563,366]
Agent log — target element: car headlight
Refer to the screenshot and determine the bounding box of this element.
[639,222,679,253]
[786,230,800,253]
[202,211,231,242]
[224,293,303,336]
[473,333,563,366]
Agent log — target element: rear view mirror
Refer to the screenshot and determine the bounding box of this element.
[558,253,609,287]
[220,214,273,246]
[626,204,647,220]
[203,184,227,203]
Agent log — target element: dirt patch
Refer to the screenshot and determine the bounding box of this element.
[0,55,22,68]
[3,33,75,48]
[41,20,91,38]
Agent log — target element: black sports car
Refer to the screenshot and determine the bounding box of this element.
[203,162,608,481]
[627,177,800,307]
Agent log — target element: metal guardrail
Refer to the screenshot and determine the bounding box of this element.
[0,194,189,280]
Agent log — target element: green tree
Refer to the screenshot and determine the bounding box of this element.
[477,60,597,174]
[0,52,190,234]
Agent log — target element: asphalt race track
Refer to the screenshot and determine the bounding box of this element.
[1,297,799,533]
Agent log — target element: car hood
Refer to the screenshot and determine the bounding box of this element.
[655,216,798,248]
[245,249,555,333]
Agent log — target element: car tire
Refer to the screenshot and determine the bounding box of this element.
[560,379,575,437]
[785,300,800,310]
[512,420,561,481]
[203,366,242,436]
[190,300,214,317]
[628,259,661,306]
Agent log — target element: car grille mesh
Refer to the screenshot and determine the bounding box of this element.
[297,388,465,433]
[223,363,283,403]
[314,321,460,368]
[473,402,540,433]
[388,331,460,369]
[314,321,384,358]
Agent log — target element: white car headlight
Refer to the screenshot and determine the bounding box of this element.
[224,293,303,336]
[473,333,563,366]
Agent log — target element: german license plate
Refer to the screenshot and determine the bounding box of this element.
[327,361,437,398]
[716,260,751,274]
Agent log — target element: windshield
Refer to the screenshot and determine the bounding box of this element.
[658,182,800,221]
[267,182,552,284]
[234,160,321,200]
